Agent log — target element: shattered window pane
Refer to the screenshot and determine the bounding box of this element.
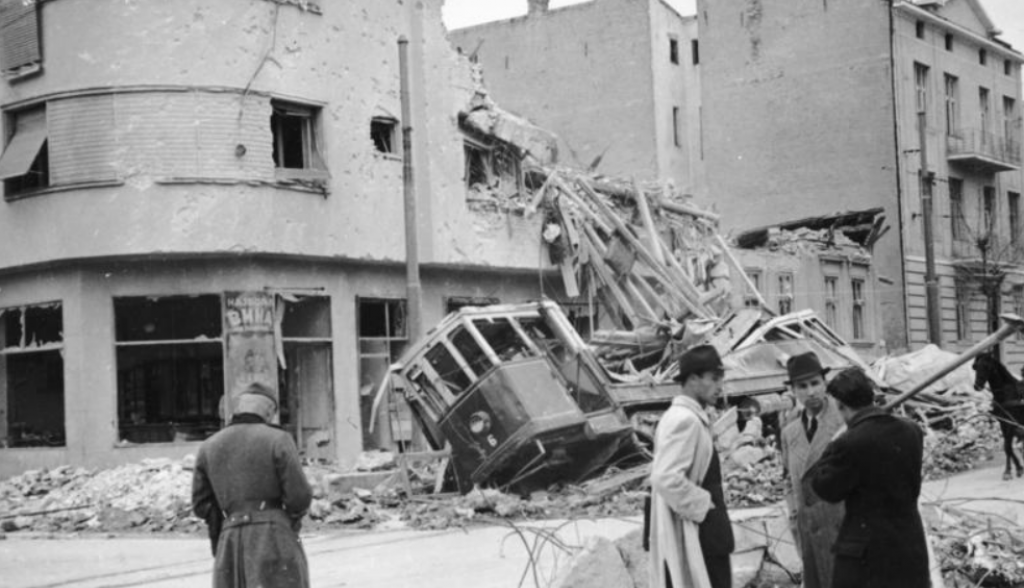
[371,117,397,154]
[281,296,331,339]
[517,316,569,363]
[463,136,520,193]
[1,301,65,448]
[472,318,535,363]
[3,303,63,350]
[424,344,472,395]
[451,325,495,375]
[115,295,222,341]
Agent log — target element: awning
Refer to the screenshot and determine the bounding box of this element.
[0,108,46,180]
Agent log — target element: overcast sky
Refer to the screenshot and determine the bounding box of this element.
[442,0,1024,57]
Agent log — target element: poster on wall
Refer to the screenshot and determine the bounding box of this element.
[223,291,279,418]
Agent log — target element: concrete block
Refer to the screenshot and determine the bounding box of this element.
[553,536,633,588]
[615,528,649,588]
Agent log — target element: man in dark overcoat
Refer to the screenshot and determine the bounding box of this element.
[192,382,313,588]
[804,367,929,588]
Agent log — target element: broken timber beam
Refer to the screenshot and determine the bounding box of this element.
[713,233,769,311]
[588,178,721,222]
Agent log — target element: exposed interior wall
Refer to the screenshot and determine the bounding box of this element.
[697,0,905,348]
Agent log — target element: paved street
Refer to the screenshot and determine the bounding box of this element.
[2,463,1023,588]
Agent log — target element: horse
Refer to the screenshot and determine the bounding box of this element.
[971,353,1024,480]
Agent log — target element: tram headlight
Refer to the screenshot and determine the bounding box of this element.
[468,411,491,435]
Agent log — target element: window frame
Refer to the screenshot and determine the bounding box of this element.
[0,103,49,198]
[944,73,959,136]
[271,99,327,180]
[371,116,399,155]
[669,36,679,65]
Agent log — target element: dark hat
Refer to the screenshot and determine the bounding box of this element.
[239,381,278,408]
[784,352,830,385]
[675,344,725,383]
[826,367,874,408]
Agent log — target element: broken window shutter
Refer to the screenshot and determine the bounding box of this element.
[0,0,40,72]
[0,106,47,180]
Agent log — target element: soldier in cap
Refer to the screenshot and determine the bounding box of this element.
[192,382,313,588]
[649,344,734,588]
[805,367,929,588]
[779,352,845,588]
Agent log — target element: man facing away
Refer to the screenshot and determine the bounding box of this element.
[779,352,845,588]
[804,367,929,588]
[192,382,313,588]
[649,344,735,588]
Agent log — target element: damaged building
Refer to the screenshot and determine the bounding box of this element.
[0,0,562,477]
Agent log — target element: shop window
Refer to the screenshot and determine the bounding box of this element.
[0,105,48,198]
[0,0,41,77]
[0,303,64,448]
[271,100,326,177]
[357,298,410,450]
[278,295,334,460]
[115,295,224,444]
[371,117,398,154]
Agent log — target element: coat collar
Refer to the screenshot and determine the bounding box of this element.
[229,413,267,425]
[671,394,710,426]
[847,406,886,429]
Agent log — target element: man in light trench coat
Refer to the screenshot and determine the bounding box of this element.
[649,344,735,588]
[779,352,845,588]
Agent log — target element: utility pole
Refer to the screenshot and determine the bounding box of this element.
[399,36,423,343]
[919,111,942,345]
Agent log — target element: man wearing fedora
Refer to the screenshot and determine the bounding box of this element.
[805,367,929,588]
[649,344,734,588]
[779,352,845,588]
[192,382,313,588]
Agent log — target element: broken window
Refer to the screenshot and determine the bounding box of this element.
[851,278,865,340]
[776,273,794,315]
[471,317,535,363]
[0,0,41,77]
[823,274,839,332]
[0,302,64,448]
[277,295,334,460]
[271,100,326,177]
[0,104,48,198]
[371,117,398,154]
[463,134,521,195]
[115,295,224,444]
[357,298,410,450]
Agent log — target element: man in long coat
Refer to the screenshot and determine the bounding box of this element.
[649,345,734,588]
[804,367,929,588]
[193,382,313,588]
[779,352,845,588]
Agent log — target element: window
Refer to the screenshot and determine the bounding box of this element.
[669,37,679,64]
[776,273,794,315]
[357,298,408,450]
[1014,285,1024,340]
[445,297,500,314]
[950,177,965,241]
[979,48,987,66]
[672,106,681,148]
[1003,96,1017,146]
[278,296,334,459]
[0,0,41,77]
[463,134,520,193]
[1006,60,1013,76]
[851,278,865,340]
[945,33,953,52]
[271,100,325,176]
[371,117,398,154]
[983,186,995,233]
[0,104,48,197]
[115,295,224,444]
[824,275,839,331]
[944,74,959,135]
[743,269,762,308]
[1010,192,1021,244]
[1,303,64,448]
[914,63,929,114]
[691,39,699,65]
[955,281,971,341]
[980,87,991,136]
[915,20,925,40]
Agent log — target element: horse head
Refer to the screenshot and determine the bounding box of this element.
[972,353,994,392]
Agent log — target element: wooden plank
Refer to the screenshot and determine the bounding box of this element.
[560,256,580,298]
[713,233,769,311]
[582,232,643,327]
[634,178,665,265]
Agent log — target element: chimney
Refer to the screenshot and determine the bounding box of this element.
[527,0,550,15]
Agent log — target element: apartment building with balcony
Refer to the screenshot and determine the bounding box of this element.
[699,0,1024,357]
[0,0,558,478]
[448,0,705,196]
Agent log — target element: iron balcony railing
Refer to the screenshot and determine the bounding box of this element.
[946,128,1022,169]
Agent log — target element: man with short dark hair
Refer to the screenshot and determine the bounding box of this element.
[779,352,844,588]
[805,367,929,588]
[193,382,313,588]
[649,344,734,588]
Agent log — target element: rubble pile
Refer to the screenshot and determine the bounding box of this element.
[921,408,1002,480]
[928,503,1024,587]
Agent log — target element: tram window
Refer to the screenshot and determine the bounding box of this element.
[424,344,472,394]
[472,318,534,362]
[451,326,495,375]
[518,316,568,362]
